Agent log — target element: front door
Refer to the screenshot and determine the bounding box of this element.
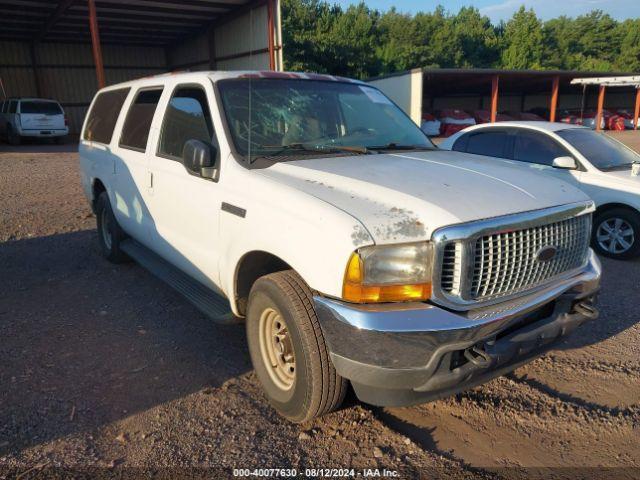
[146,81,223,290]
[511,129,582,187]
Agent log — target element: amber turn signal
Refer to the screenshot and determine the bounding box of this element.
[342,251,432,303]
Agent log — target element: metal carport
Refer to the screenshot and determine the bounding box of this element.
[368,68,640,130]
[0,0,283,134]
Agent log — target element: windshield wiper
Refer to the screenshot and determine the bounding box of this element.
[249,143,371,163]
[368,143,436,152]
[599,162,635,171]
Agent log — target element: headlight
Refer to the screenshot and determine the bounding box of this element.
[342,242,434,303]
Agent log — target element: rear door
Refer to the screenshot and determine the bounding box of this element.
[111,87,164,244]
[18,100,65,131]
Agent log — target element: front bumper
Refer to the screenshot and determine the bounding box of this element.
[314,250,601,407]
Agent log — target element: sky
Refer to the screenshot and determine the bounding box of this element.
[333,0,640,23]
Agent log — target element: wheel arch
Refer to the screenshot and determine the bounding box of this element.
[233,250,293,317]
[91,178,107,213]
[594,202,640,218]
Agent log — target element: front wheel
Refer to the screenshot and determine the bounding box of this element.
[246,270,347,423]
[592,208,640,259]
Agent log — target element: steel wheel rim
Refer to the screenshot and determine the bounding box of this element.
[101,208,113,250]
[596,217,634,254]
[258,307,296,391]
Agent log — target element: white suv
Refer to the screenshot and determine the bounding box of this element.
[79,71,601,422]
[0,97,68,145]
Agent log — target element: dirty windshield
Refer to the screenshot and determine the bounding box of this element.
[217,78,433,161]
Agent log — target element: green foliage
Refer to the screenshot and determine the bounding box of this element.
[501,7,544,69]
[281,0,640,79]
[616,19,640,71]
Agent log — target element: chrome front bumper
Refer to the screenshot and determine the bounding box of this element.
[314,250,602,407]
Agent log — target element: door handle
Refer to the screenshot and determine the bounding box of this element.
[148,171,153,188]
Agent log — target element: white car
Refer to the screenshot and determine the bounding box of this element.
[440,121,640,260]
[79,71,600,422]
[0,97,69,145]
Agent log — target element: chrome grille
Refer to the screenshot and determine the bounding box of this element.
[469,214,591,301]
[436,206,593,309]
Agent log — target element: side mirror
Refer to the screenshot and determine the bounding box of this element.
[552,156,577,170]
[182,139,218,180]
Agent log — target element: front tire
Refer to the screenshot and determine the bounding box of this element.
[246,270,347,423]
[95,192,130,263]
[592,207,640,259]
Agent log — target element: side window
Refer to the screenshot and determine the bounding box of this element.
[9,101,17,114]
[158,85,213,160]
[514,131,570,166]
[465,131,510,159]
[119,88,163,152]
[83,88,130,144]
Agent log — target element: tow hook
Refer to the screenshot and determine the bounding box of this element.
[463,345,492,368]
[573,298,598,320]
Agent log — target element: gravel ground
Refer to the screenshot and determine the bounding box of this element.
[1,135,639,479]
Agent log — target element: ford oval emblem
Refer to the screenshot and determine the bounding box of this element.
[536,246,558,262]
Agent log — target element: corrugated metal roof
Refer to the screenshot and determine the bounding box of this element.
[0,0,259,46]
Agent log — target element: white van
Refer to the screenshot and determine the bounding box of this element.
[0,98,68,145]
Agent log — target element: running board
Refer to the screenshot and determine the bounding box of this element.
[120,239,236,324]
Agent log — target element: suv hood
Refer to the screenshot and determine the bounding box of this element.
[257,150,589,245]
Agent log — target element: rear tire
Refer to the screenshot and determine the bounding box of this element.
[95,192,130,263]
[54,135,66,145]
[592,207,640,259]
[246,270,347,423]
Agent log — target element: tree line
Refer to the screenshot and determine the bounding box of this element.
[281,0,640,79]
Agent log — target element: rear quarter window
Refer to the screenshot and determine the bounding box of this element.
[451,134,469,152]
[83,88,131,144]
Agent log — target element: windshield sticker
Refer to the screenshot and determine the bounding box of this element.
[359,86,393,105]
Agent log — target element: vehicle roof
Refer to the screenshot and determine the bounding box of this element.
[465,121,586,133]
[98,70,366,92]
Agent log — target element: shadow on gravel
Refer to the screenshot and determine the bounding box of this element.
[506,372,636,417]
[0,138,78,154]
[0,230,251,456]
[370,407,490,477]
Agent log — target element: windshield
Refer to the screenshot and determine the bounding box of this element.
[217,78,433,160]
[20,101,63,115]
[557,128,640,170]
